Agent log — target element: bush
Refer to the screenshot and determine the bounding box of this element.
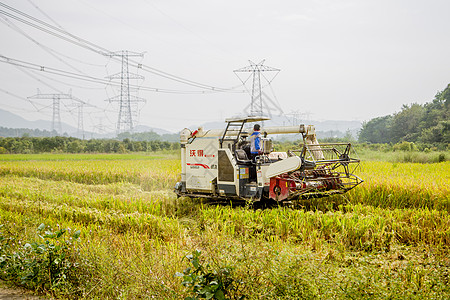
[176,250,243,300]
[67,141,83,153]
[0,137,180,154]
[0,224,82,297]
[393,141,415,152]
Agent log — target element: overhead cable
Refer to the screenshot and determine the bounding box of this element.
[0,3,245,93]
[0,54,245,94]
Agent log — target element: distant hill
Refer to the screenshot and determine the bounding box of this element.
[191,115,362,140]
[191,115,361,132]
[0,108,363,141]
[133,125,174,135]
[0,109,176,140]
[0,108,77,134]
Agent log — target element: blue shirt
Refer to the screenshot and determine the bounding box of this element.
[250,131,261,154]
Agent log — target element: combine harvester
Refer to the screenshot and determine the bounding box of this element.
[174,117,362,203]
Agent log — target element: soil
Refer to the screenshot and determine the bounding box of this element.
[0,281,47,299]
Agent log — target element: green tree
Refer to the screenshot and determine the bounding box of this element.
[85,140,103,153]
[390,103,424,143]
[358,83,449,146]
[11,139,33,154]
[67,140,83,153]
[418,85,450,144]
[358,115,393,143]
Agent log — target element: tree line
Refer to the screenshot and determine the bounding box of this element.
[0,126,179,142]
[358,83,449,148]
[0,136,179,154]
[0,127,56,138]
[117,131,179,142]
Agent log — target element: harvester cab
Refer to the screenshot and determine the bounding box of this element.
[174,116,363,203]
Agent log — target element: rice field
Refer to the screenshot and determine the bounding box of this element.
[0,152,449,299]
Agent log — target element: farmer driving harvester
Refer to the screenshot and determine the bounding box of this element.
[249,124,262,161]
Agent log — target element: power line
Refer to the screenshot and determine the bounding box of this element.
[0,3,245,93]
[1,61,118,132]
[27,68,105,90]
[0,11,105,70]
[14,65,116,115]
[0,54,245,94]
[0,87,44,113]
[69,102,85,139]
[27,91,74,134]
[0,70,115,134]
[0,9,107,56]
[27,90,94,136]
[14,60,63,94]
[26,0,64,30]
[0,3,109,54]
[0,16,89,75]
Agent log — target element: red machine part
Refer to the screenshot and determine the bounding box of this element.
[269,171,343,201]
[269,177,296,201]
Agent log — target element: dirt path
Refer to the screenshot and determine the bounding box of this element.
[0,281,46,300]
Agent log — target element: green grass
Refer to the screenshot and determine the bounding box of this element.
[356,148,448,163]
[0,152,449,299]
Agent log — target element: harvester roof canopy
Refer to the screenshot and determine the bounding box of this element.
[224,116,271,123]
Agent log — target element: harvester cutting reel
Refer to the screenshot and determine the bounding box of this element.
[268,142,363,201]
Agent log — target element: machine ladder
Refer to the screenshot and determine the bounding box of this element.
[220,120,246,149]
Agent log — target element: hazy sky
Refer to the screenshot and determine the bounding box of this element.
[1,0,449,132]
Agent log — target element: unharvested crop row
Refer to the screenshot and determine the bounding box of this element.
[199,204,450,251]
[1,158,448,210]
[345,161,450,211]
[0,196,448,299]
[2,176,449,252]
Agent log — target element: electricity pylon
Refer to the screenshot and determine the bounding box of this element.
[28,90,74,135]
[70,102,84,139]
[234,60,283,117]
[29,90,89,137]
[106,50,146,134]
[93,117,107,135]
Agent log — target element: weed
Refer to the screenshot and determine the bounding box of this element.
[176,250,243,300]
[0,223,82,297]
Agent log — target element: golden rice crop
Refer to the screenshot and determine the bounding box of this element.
[0,153,448,299]
[346,161,449,211]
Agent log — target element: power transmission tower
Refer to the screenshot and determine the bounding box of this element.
[70,102,84,139]
[234,60,283,117]
[77,103,84,139]
[29,90,89,136]
[93,117,107,135]
[106,50,146,134]
[286,110,301,126]
[28,90,73,135]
